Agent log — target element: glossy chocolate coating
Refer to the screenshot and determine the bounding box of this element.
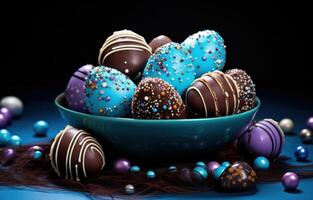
[131,78,186,119]
[185,71,239,117]
[226,69,256,113]
[219,161,257,191]
[50,126,105,181]
[98,30,152,79]
[148,35,172,53]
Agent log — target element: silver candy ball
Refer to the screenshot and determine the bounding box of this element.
[0,96,23,117]
[279,118,294,134]
[125,184,135,194]
[299,129,313,143]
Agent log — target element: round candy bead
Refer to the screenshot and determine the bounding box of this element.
[0,107,12,122]
[130,166,140,173]
[196,161,206,168]
[33,150,43,160]
[10,135,22,147]
[253,156,270,170]
[182,30,226,78]
[113,158,131,173]
[0,129,11,146]
[206,161,220,174]
[125,184,135,194]
[146,170,156,179]
[294,146,309,161]
[282,172,299,190]
[0,113,9,128]
[299,129,313,144]
[214,165,227,180]
[307,116,313,130]
[279,118,294,134]
[0,96,23,117]
[33,120,49,137]
[221,161,230,167]
[168,166,177,173]
[1,148,16,165]
[193,166,208,182]
[28,145,44,153]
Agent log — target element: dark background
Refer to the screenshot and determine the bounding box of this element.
[0,2,311,101]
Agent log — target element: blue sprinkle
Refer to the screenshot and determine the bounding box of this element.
[146,170,156,179]
[130,166,140,173]
[152,108,158,113]
[162,105,167,110]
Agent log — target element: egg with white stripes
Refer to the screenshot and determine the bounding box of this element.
[49,126,105,181]
[98,29,152,80]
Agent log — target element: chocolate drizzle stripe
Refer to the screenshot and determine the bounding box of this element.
[254,124,276,158]
[218,71,237,114]
[72,74,86,82]
[225,74,240,112]
[102,38,151,52]
[197,78,219,116]
[211,72,230,115]
[54,126,71,177]
[264,119,284,158]
[186,86,208,117]
[49,130,63,176]
[102,47,144,64]
[257,122,278,158]
[75,164,80,182]
[77,70,88,76]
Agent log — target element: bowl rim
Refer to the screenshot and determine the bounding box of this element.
[55,92,260,123]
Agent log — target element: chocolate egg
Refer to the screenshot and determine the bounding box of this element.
[185,71,239,117]
[143,42,195,96]
[219,161,257,192]
[98,30,152,79]
[49,126,105,181]
[225,69,256,113]
[84,66,136,117]
[149,35,172,53]
[65,64,93,112]
[237,119,285,160]
[131,78,186,119]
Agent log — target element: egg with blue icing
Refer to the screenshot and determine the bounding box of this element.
[143,42,195,96]
[84,66,136,117]
[182,30,226,78]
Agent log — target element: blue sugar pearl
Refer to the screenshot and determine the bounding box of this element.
[146,170,156,179]
[295,145,309,161]
[33,150,43,160]
[130,166,140,173]
[196,161,206,168]
[221,161,230,167]
[10,135,22,147]
[33,120,49,136]
[253,156,270,170]
[0,129,11,146]
[152,108,157,113]
[168,166,177,173]
[162,105,167,110]
[214,165,227,180]
[193,166,208,182]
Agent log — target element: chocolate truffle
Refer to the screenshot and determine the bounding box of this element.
[219,161,257,192]
[50,126,105,181]
[131,78,186,119]
[237,119,285,160]
[98,30,152,79]
[143,42,195,96]
[65,64,93,112]
[185,71,239,117]
[226,69,256,113]
[84,66,136,117]
[148,35,172,53]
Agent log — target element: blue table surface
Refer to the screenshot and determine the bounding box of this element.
[1,88,313,200]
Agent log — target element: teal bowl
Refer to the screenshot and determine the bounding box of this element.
[55,93,260,158]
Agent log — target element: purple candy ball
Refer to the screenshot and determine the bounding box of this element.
[238,119,285,159]
[1,148,16,165]
[65,64,94,112]
[0,113,9,128]
[0,107,12,122]
[307,116,313,130]
[282,172,299,190]
[113,158,131,173]
[206,161,220,174]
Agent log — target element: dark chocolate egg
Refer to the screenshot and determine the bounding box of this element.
[185,71,239,117]
[50,126,105,181]
[219,161,257,191]
[148,35,172,53]
[225,69,256,113]
[98,30,152,80]
[131,78,186,119]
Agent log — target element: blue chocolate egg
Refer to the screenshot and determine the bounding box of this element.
[84,66,136,117]
[182,30,226,78]
[143,42,195,95]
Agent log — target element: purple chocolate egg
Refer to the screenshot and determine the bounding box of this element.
[65,64,94,112]
[238,119,285,160]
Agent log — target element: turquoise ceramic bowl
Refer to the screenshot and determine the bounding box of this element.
[55,93,260,158]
